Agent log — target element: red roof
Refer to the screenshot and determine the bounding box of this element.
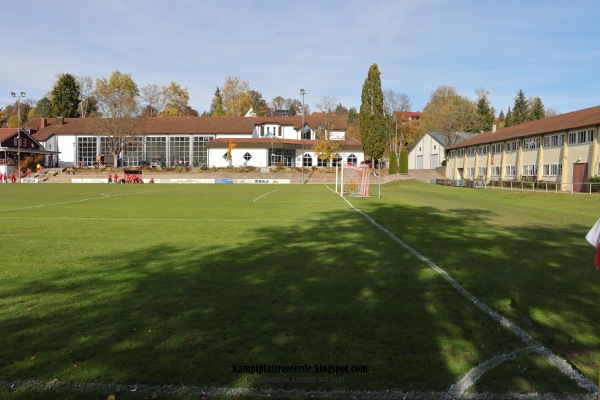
[448,105,600,149]
[26,114,348,141]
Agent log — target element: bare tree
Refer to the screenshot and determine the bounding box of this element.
[139,84,166,117]
[76,75,95,118]
[315,96,338,114]
[384,89,412,117]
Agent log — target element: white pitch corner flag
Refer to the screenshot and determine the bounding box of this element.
[585,218,600,271]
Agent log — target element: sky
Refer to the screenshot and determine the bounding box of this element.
[1,0,600,116]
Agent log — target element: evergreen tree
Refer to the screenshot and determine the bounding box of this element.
[50,73,80,117]
[399,148,408,173]
[359,64,387,163]
[512,89,529,125]
[475,92,495,132]
[388,149,398,174]
[505,107,513,127]
[529,97,545,121]
[209,87,225,116]
[32,97,54,118]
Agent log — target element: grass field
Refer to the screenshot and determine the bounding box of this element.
[0,181,599,399]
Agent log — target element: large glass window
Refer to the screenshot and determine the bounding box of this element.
[193,136,212,166]
[170,136,190,166]
[123,137,144,166]
[347,153,358,164]
[145,137,167,164]
[77,137,97,166]
[268,148,295,166]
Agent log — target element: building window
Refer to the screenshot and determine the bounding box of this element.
[467,148,476,156]
[243,152,252,161]
[506,141,518,152]
[522,164,538,176]
[317,157,328,167]
[478,146,489,155]
[458,149,464,158]
[523,137,541,150]
[490,166,501,177]
[123,137,143,166]
[170,136,190,166]
[449,150,456,158]
[268,148,294,167]
[332,154,342,167]
[544,134,564,148]
[477,166,487,178]
[193,136,212,166]
[303,153,313,167]
[568,129,594,145]
[347,153,358,164]
[491,143,503,153]
[543,163,562,176]
[77,137,97,166]
[222,152,228,160]
[466,167,475,178]
[145,136,167,164]
[505,165,516,176]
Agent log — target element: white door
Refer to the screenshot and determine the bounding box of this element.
[431,154,439,168]
[416,155,423,169]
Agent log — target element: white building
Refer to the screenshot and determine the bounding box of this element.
[408,131,477,170]
[26,114,364,169]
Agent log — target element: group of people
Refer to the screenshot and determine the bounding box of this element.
[108,173,147,184]
[0,172,18,183]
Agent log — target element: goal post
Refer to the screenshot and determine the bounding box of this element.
[335,162,371,197]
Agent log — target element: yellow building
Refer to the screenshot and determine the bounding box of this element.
[445,105,600,192]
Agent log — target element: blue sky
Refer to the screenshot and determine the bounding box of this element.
[2,0,599,116]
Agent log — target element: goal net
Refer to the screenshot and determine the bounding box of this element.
[335,162,371,197]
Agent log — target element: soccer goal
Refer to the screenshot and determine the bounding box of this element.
[335,162,371,197]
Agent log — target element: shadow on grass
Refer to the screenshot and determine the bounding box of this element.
[1,191,597,397]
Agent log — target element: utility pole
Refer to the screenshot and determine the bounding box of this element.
[11,91,26,182]
[300,89,307,184]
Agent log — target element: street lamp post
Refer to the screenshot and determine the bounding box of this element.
[11,91,26,181]
[300,89,306,184]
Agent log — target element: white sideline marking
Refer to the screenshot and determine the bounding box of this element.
[338,194,598,394]
[253,190,278,202]
[2,379,596,399]
[0,188,181,213]
[0,216,316,223]
[448,346,535,397]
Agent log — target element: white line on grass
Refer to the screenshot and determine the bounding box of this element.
[2,379,596,400]
[448,346,536,397]
[253,190,278,202]
[337,194,598,394]
[0,216,317,223]
[0,188,182,213]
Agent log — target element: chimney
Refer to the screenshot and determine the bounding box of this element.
[57,117,64,126]
[491,124,497,133]
[40,118,46,129]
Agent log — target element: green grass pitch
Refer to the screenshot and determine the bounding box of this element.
[0,181,598,399]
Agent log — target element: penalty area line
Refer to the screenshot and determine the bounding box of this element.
[253,190,278,202]
[337,193,598,394]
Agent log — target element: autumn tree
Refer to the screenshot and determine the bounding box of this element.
[384,89,412,154]
[421,85,478,146]
[359,64,387,163]
[313,113,342,167]
[220,76,252,116]
[248,90,269,116]
[93,70,143,167]
[161,82,194,117]
[51,73,80,118]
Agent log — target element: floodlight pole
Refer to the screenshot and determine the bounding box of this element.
[300,89,306,184]
[11,91,26,182]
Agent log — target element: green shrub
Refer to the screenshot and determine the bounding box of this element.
[586,175,600,192]
[388,150,398,174]
[399,148,408,173]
